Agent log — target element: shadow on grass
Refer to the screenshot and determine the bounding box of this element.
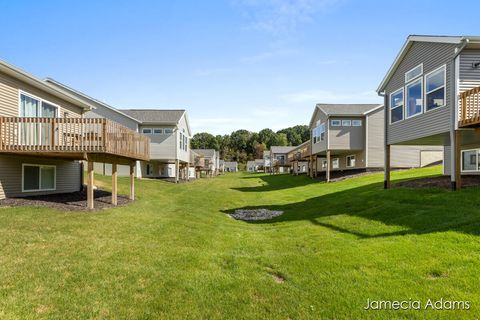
[225,175,480,238]
[233,174,318,192]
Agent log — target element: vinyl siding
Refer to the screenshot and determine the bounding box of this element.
[0,71,83,117]
[366,108,385,167]
[310,108,328,155]
[142,125,177,160]
[459,49,480,93]
[328,116,364,150]
[0,155,81,199]
[93,162,131,176]
[316,150,366,171]
[390,145,442,168]
[385,42,457,145]
[85,107,138,131]
[176,114,190,163]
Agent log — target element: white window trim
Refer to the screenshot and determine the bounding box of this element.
[142,128,153,134]
[322,160,327,169]
[22,164,56,192]
[331,120,341,126]
[342,120,352,126]
[153,128,163,135]
[18,90,60,117]
[352,120,362,126]
[424,65,447,113]
[346,155,356,168]
[389,87,404,125]
[405,63,423,83]
[164,128,173,134]
[461,149,479,172]
[332,158,339,169]
[405,78,424,120]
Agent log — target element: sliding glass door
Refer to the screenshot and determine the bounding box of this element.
[20,93,58,145]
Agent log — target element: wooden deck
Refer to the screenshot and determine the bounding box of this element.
[0,117,150,162]
[459,86,480,127]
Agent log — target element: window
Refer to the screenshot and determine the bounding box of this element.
[406,78,423,118]
[146,163,152,175]
[153,128,163,134]
[346,155,356,167]
[462,150,480,172]
[20,93,58,117]
[342,120,351,126]
[322,160,327,169]
[390,88,404,123]
[164,128,173,134]
[405,64,423,83]
[312,123,325,143]
[142,128,152,134]
[332,158,339,169]
[184,136,188,151]
[352,120,362,126]
[22,164,55,192]
[331,120,341,126]
[425,66,446,111]
[179,132,183,149]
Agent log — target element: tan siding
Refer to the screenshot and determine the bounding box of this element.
[390,145,443,168]
[0,155,81,199]
[385,42,456,145]
[0,71,83,118]
[310,108,328,155]
[328,116,365,150]
[141,125,177,160]
[366,108,385,167]
[176,114,190,163]
[317,150,366,171]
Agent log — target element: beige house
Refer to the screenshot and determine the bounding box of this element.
[270,146,296,173]
[0,60,149,208]
[287,140,310,175]
[309,103,443,181]
[191,149,220,177]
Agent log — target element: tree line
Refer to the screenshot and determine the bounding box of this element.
[190,125,310,163]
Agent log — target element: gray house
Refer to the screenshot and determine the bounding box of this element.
[45,79,191,183]
[376,35,480,189]
[224,161,238,172]
[191,149,219,177]
[270,146,296,173]
[309,103,443,181]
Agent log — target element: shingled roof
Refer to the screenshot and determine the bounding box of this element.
[316,104,381,116]
[120,109,185,124]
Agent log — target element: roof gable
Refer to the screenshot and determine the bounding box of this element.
[121,109,185,124]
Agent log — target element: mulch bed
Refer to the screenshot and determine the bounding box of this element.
[0,189,131,211]
[396,175,480,189]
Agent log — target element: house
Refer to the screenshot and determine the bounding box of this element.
[287,140,311,175]
[45,80,192,183]
[192,149,219,177]
[247,159,265,172]
[309,103,443,181]
[270,146,296,173]
[376,35,480,190]
[263,150,272,173]
[0,60,149,209]
[218,160,225,174]
[224,161,238,172]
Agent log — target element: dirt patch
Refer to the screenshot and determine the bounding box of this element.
[0,189,131,211]
[266,267,286,283]
[396,175,480,189]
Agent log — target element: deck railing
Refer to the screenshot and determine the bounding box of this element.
[459,86,480,126]
[0,117,150,161]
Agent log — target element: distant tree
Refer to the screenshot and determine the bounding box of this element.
[191,132,218,149]
[229,130,252,154]
[258,128,276,148]
[274,133,288,146]
[254,143,266,159]
[277,125,309,146]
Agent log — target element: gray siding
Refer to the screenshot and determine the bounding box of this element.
[142,125,177,160]
[385,42,457,145]
[93,162,130,177]
[459,49,480,93]
[328,116,364,150]
[0,155,81,199]
[85,106,138,131]
[390,145,442,168]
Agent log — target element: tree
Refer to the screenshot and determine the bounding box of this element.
[258,128,276,148]
[277,125,309,146]
[274,133,288,146]
[254,142,266,159]
[190,132,218,150]
[229,130,252,154]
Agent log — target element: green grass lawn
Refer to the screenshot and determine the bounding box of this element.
[1,166,480,319]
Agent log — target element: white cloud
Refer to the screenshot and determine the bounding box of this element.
[282,89,382,104]
[232,0,342,35]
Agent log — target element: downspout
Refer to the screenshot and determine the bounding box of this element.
[377,92,388,188]
[450,38,469,190]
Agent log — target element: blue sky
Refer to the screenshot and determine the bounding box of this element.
[1,0,479,134]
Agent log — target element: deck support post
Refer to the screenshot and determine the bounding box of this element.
[112,163,117,205]
[87,161,94,210]
[175,160,180,183]
[326,151,331,182]
[186,162,190,181]
[309,155,314,178]
[384,144,391,189]
[129,163,135,200]
[455,130,462,190]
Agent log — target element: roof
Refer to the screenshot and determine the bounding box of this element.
[270,146,296,154]
[309,104,382,127]
[377,35,480,93]
[289,140,311,153]
[121,109,185,124]
[0,60,93,111]
[224,161,238,165]
[192,149,216,158]
[45,78,140,123]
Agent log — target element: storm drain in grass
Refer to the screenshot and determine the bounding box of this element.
[229,209,284,221]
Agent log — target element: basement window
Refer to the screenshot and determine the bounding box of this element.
[346,155,356,168]
[142,128,152,134]
[22,164,56,192]
[332,158,339,169]
[461,149,480,172]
